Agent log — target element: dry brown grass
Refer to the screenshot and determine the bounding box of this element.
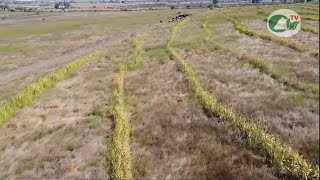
[0,7,319,180]
[126,46,278,180]
[0,42,130,179]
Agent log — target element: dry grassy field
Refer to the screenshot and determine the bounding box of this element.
[0,3,319,179]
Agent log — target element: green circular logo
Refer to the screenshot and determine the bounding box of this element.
[267,9,301,37]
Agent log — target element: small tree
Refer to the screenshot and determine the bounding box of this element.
[54,3,60,9]
[0,4,9,11]
[64,2,70,8]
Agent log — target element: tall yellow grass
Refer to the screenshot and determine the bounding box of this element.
[109,36,142,180]
[0,51,101,125]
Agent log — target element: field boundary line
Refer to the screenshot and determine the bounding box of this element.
[168,16,319,180]
[109,36,143,180]
[219,12,318,56]
[0,50,102,125]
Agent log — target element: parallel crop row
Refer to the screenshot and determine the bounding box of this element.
[200,13,210,43]
[0,51,102,125]
[201,15,318,95]
[168,17,319,180]
[109,36,142,180]
[241,52,319,94]
[221,13,318,56]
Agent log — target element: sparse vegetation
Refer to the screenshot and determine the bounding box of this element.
[109,36,143,180]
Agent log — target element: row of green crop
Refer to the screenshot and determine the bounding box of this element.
[0,51,102,125]
[220,12,318,56]
[200,13,210,43]
[168,16,319,180]
[200,14,318,95]
[109,36,142,180]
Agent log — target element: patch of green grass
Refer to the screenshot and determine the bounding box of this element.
[146,45,169,64]
[0,20,88,40]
